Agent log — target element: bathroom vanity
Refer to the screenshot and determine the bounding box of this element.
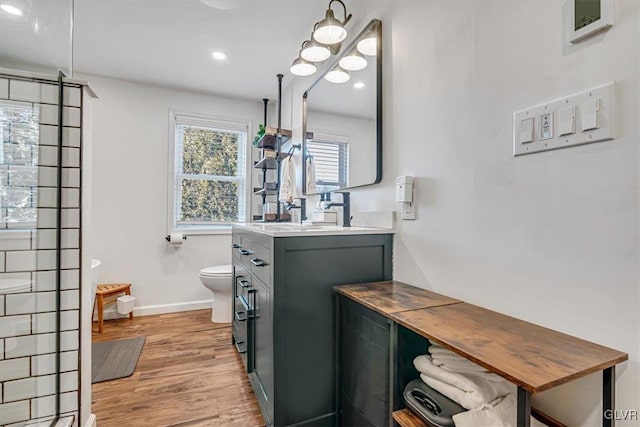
[231,223,393,427]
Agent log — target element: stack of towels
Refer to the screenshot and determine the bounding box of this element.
[413,341,547,427]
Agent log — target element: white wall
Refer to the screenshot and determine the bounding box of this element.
[286,1,640,425]
[78,73,263,315]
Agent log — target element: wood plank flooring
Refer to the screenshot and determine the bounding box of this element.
[92,310,265,427]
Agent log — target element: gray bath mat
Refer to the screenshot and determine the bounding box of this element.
[92,336,145,383]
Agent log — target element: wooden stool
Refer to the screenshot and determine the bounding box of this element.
[93,283,134,333]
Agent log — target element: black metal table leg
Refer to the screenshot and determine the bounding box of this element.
[334,294,341,427]
[517,387,531,427]
[603,366,615,427]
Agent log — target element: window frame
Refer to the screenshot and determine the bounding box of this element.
[167,110,251,235]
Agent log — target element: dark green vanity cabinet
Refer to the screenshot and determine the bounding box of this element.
[231,226,393,427]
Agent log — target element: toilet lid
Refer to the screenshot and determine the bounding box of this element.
[200,264,233,277]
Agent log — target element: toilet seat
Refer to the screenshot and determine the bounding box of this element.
[200,264,233,278]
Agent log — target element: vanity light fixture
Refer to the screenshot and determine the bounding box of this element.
[290,57,317,77]
[313,0,352,45]
[325,65,350,84]
[339,50,367,71]
[300,39,331,63]
[0,3,23,15]
[357,34,377,56]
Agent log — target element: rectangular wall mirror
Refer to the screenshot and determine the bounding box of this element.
[302,18,382,195]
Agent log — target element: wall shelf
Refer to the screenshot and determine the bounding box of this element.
[254,187,278,196]
[254,154,287,170]
[255,127,292,149]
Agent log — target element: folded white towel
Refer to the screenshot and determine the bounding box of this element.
[436,359,491,375]
[306,157,317,195]
[414,355,514,410]
[428,345,466,359]
[452,394,548,427]
[279,156,298,203]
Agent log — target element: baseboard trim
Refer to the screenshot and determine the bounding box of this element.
[85,414,96,427]
[99,300,213,320]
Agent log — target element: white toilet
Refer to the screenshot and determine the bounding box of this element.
[199,264,233,323]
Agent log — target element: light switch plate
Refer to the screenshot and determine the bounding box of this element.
[513,82,614,156]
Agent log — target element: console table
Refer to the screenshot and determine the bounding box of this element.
[334,281,628,427]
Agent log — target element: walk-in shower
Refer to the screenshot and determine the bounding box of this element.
[0,71,84,427]
[0,2,90,426]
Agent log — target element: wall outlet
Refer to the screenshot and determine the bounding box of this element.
[401,202,416,220]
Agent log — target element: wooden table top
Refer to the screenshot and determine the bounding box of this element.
[334,281,461,316]
[391,302,629,394]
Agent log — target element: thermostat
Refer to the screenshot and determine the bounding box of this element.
[569,0,613,44]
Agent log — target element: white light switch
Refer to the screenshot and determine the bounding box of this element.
[519,117,534,144]
[558,106,576,136]
[540,112,553,140]
[581,98,600,131]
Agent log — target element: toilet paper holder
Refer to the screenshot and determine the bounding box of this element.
[165,234,188,242]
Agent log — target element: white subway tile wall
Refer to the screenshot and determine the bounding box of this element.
[0,78,81,426]
[0,79,8,99]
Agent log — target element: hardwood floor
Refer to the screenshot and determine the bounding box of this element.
[92,310,265,427]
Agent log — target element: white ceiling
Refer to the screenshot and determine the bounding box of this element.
[0,0,74,74]
[1,0,378,101]
[73,0,366,100]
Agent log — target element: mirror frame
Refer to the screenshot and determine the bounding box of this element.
[302,18,382,195]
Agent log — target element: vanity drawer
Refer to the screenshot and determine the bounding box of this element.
[235,270,253,304]
[248,241,271,286]
[236,243,254,269]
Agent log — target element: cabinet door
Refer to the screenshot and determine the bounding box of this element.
[251,277,274,424]
[340,296,390,427]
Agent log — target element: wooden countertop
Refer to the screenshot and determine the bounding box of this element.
[335,281,628,395]
[392,303,628,393]
[334,281,461,316]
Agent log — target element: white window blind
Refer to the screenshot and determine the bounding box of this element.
[170,112,249,230]
[307,134,349,192]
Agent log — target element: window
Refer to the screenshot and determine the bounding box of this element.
[307,134,349,193]
[169,112,249,232]
[0,100,39,230]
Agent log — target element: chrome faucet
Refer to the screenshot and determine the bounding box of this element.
[325,192,351,227]
[286,198,307,224]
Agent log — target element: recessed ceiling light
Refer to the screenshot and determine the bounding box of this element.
[1,4,23,16]
[211,51,227,60]
[353,82,365,89]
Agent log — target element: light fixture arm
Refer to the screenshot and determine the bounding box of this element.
[328,0,352,26]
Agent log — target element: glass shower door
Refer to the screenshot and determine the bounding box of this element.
[0,76,82,426]
[1,1,79,426]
